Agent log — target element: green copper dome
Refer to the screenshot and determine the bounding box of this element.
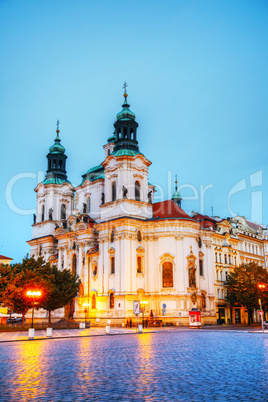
[116,97,136,121]
[172,190,182,199]
[49,132,66,154]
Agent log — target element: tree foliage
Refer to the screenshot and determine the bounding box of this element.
[225,262,268,324]
[0,257,81,324]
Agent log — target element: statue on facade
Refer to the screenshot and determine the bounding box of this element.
[122,186,128,198]
[148,191,152,204]
[33,213,36,224]
[49,208,53,220]
[101,192,105,205]
[189,267,196,288]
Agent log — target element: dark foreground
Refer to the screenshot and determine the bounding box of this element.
[0,330,267,401]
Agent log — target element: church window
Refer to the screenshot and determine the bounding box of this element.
[224,254,227,264]
[59,160,63,170]
[41,205,45,222]
[137,230,142,243]
[199,259,203,276]
[135,181,140,201]
[130,128,134,139]
[52,159,57,169]
[234,257,237,266]
[219,253,222,263]
[189,267,196,288]
[217,289,220,299]
[229,254,231,264]
[123,127,127,138]
[162,262,173,288]
[137,256,142,273]
[110,256,115,274]
[88,197,91,213]
[72,254,77,275]
[111,229,115,243]
[215,252,218,263]
[112,182,116,201]
[92,294,96,309]
[110,292,114,309]
[92,264,97,277]
[225,271,228,281]
[61,204,66,220]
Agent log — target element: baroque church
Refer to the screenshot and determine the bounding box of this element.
[29,88,267,325]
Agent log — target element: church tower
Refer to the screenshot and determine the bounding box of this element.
[101,85,154,221]
[29,123,74,261]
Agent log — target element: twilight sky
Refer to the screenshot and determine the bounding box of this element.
[1,0,268,262]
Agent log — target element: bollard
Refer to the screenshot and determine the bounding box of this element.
[105,325,110,334]
[46,328,53,337]
[28,328,35,340]
[79,322,86,329]
[138,324,143,333]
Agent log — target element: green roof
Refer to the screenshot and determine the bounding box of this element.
[83,165,104,175]
[43,178,72,185]
[80,164,105,185]
[112,149,142,157]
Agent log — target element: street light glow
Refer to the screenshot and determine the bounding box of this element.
[27,291,42,297]
[257,284,266,290]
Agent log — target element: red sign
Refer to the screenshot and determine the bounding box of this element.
[259,311,263,315]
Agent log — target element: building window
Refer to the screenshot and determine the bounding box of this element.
[229,255,231,264]
[225,271,228,281]
[215,252,218,263]
[92,294,96,309]
[88,197,91,213]
[219,254,222,263]
[135,181,140,201]
[199,259,203,276]
[92,264,97,277]
[112,181,116,201]
[137,256,142,273]
[61,204,66,220]
[41,205,45,222]
[224,254,227,264]
[109,292,114,309]
[110,229,115,243]
[110,257,115,274]
[217,289,220,299]
[162,262,173,287]
[234,257,237,266]
[137,230,142,242]
[72,254,77,276]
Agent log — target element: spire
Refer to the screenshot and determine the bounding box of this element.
[172,175,182,207]
[44,121,68,184]
[113,83,139,153]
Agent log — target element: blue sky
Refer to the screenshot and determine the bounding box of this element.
[1,0,268,262]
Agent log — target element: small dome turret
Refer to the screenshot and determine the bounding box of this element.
[172,175,182,207]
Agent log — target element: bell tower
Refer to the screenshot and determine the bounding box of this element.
[45,120,68,182]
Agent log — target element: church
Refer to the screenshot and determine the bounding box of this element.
[28,88,221,325]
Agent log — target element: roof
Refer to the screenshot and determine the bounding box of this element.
[80,164,105,185]
[43,178,72,185]
[193,213,217,229]
[152,200,193,220]
[246,220,262,231]
[0,255,13,261]
[112,149,141,157]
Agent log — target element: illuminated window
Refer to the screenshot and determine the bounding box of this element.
[162,262,173,287]
[92,294,96,309]
[137,256,142,273]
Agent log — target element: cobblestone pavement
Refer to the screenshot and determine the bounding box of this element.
[0,329,268,401]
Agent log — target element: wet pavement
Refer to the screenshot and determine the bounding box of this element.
[0,329,268,401]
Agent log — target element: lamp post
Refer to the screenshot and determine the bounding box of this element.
[26,290,42,329]
[257,283,266,333]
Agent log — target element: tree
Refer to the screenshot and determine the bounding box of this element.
[39,265,80,325]
[0,257,81,325]
[225,262,268,325]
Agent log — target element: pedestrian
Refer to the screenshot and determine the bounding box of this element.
[126,319,129,328]
[130,318,132,328]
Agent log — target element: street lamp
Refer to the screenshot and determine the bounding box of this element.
[257,283,266,332]
[27,290,42,329]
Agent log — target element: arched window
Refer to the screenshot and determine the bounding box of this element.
[123,127,127,138]
[199,259,203,276]
[92,294,96,309]
[41,205,45,222]
[162,262,173,288]
[52,159,57,169]
[217,289,220,299]
[110,256,115,274]
[72,254,77,275]
[59,160,63,170]
[137,256,142,273]
[61,204,66,220]
[112,182,116,202]
[135,181,140,201]
[88,197,91,213]
[110,292,114,309]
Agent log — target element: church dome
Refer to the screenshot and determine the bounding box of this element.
[49,132,66,154]
[116,95,136,121]
[172,190,182,199]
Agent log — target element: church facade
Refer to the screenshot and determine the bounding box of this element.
[28,89,268,325]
